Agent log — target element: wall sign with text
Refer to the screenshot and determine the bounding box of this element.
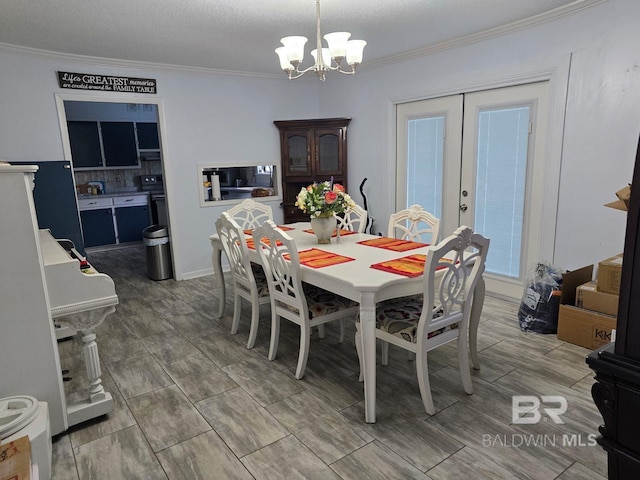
[57,71,157,94]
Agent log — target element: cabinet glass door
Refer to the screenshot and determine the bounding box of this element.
[315,129,342,176]
[285,132,310,176]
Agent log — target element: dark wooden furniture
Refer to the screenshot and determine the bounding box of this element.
[274,118,350,223]
[587,135,640,479]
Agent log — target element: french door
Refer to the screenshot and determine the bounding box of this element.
[396,82,549,299]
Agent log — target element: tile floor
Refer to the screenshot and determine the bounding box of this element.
[51,245,607,479]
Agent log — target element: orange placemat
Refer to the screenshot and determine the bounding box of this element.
[371,254,427,277]
[244,225,294,236]
[302,228,357,238]
[284,248,356,268]
[246,237,282,250]
[371,255,454,277]
[357,237,428,252]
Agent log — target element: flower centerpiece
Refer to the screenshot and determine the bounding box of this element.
[295,180,355,243]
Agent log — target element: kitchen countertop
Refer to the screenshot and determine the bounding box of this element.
[78,191,150,199]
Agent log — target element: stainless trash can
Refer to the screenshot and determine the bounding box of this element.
[143,225,172,280]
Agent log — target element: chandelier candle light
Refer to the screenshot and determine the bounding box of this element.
[275,0,366,81]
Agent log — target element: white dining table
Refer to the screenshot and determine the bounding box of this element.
[209,222,485,423]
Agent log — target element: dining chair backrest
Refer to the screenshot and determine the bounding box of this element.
[253,221,309,322]
[225,198,273,230]
[215,212,256,293]
[421,225,489,336]
[388,204,440,244]
[335,203,368,233]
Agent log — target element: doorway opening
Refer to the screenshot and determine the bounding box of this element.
[55,95,173,279]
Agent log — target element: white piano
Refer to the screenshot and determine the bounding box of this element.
[39,229,118,427]
[0,164,117,435]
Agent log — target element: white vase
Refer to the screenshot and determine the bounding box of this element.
[310,216,336,244]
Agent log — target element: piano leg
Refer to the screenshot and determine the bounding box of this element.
[57,305,116,427]
[82,330,106,402]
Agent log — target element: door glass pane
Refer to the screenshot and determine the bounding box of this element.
[406,117,444,219]
[287,135,308,174]
[474,106,530,278]
[317,133,339,173]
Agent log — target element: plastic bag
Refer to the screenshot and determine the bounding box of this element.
[518,262,564,334]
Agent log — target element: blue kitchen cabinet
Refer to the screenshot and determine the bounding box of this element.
[115,206,150,243]
[67,121,103,168]
[101,122,139,167]
[80,208,116,247]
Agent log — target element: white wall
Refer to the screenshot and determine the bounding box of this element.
[319,0,640,271]
[0,48,316,277]
[1,0,639,278]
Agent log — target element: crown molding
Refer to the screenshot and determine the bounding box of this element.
[362,0,607,72]
[0,42,283,79]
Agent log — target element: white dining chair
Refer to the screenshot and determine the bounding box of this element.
[355,226,489,414]
[335,203,368,233]
[215,212,270,349]
[225,198,273,230]
[388,204,440,244]
[254,220,359,379]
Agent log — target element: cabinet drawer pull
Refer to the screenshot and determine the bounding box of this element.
[125,198,133,202]
[89,201,97,205]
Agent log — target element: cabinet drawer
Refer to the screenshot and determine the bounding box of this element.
[78,197,113,210]
[113,195,148,207]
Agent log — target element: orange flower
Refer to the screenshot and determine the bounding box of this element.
[333,183,345,193]
[324,191,338,204]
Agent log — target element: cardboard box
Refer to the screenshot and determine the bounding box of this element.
[557,265,618,349]
[604,184,631,211]
[576,280,620,316]
[558,304,617,349]
[597,253,623,295]
[0,435,31,480]
[575,281,594,308]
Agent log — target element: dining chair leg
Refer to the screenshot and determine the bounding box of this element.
[231,294,242,335]
[355,323,364,382]
[318,324,326,338]
[296,323,311,379]
[246,302,260,349]
[268,313,281,361]
[381,341,389,365]
[458,333,473,395]
[416,345,436,415]
[469,277,485,370]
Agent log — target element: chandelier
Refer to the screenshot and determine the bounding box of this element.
[275,0,366,81]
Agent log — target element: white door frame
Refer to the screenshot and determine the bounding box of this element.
[53,92,181,279]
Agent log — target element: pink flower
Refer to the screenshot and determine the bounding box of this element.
[324,191,338,204]
[333,183,345,193]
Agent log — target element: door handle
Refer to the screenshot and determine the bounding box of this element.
[460,204,468,212]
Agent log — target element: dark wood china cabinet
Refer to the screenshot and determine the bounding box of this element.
[274,118,350,223]
[587,135,640,479]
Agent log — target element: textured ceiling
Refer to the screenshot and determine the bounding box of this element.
[0,0,596,76]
